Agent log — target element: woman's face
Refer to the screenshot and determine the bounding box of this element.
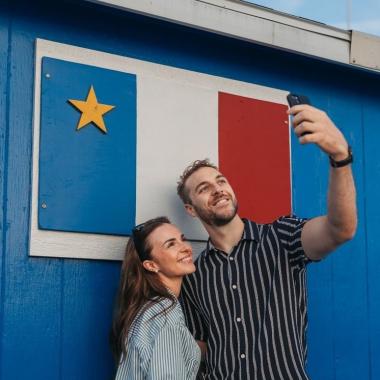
[146,223,195,278]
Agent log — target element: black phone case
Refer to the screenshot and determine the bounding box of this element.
[287,93,311,107]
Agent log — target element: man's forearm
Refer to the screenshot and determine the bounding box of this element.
[288,104,357,260]
[326,164,357,244]
[302,163,357,261]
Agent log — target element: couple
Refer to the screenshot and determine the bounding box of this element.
[111,104,357,379]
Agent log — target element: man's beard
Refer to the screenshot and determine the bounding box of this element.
[193,199,238,227]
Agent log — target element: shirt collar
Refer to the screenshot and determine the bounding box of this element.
[205,218,260,255]
[165,287,179,300]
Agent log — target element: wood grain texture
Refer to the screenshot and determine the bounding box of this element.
[363,94,380,380]
[0,5,9,377]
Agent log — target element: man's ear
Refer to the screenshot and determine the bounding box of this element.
[142,260,160,273]
[185,203,197,218]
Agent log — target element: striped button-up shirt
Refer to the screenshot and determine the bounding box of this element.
[181,216,312,380]
[116,297,201,379]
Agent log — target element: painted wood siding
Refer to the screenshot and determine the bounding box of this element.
[0,0,379,379]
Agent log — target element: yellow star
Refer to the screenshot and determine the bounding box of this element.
[68,86,115,133]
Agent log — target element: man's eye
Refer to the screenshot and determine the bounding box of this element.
[199,186,208,193]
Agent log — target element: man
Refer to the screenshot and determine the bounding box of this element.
[177,104,357,380]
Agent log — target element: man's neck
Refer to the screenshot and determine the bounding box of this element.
[204,215,245,254]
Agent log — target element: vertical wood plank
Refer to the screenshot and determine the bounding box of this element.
[292,90,335,380]
[61,261,120,380]
[329,92,369,380]
[0,3,9,376]
[363,93,380,380]
[0,21,63,380]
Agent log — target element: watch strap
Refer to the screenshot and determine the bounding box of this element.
[329,146,353,168]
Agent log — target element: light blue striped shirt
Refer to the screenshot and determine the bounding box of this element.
[115,297,201,379]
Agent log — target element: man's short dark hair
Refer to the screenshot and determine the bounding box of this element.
[177,159,218,204]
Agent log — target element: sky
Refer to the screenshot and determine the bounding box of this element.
[245,0,380,37]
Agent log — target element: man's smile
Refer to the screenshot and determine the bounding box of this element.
[211,195,230,207]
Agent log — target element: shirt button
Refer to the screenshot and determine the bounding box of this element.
[232,284,237,289]
[236,317,242,322]
[240,353,246,359]
[229,256,234,261]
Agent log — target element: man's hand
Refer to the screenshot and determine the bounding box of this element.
[288,105,349,161]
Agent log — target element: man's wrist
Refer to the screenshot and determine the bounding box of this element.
[329,146,353,168]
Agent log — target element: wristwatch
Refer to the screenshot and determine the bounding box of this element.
[329,146,353,168]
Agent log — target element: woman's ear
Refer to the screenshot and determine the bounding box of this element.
[142,260,160,273]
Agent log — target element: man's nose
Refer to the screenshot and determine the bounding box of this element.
[212,183,223,194]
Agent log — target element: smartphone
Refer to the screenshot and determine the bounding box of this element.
[287,93,311,107]
[287,93,311,136]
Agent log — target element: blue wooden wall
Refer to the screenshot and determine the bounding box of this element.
[0,0,379,379]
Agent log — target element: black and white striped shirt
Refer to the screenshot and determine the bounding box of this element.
[181,216,312,380]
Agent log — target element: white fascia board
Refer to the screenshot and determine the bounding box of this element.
[85,0,351,65]
[350,31,380,71]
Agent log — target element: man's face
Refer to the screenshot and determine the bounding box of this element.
[184,166,238,226]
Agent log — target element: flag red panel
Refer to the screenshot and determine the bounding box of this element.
[218,92,291,223]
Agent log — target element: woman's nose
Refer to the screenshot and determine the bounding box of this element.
[181,241,192,253]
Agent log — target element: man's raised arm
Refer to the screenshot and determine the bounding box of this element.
[288,105,357,260]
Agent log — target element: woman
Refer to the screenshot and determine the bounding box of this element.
[111,216,201,379]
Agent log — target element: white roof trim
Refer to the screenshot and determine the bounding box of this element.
[85,0,380,72]
[350,31,380,71]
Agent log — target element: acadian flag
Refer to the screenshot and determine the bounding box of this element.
[38,56,291,243]
[39,57,136,236]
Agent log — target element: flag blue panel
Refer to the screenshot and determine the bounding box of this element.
[39,57,136,235]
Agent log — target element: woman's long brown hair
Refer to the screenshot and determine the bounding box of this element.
[110,217,176,363]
